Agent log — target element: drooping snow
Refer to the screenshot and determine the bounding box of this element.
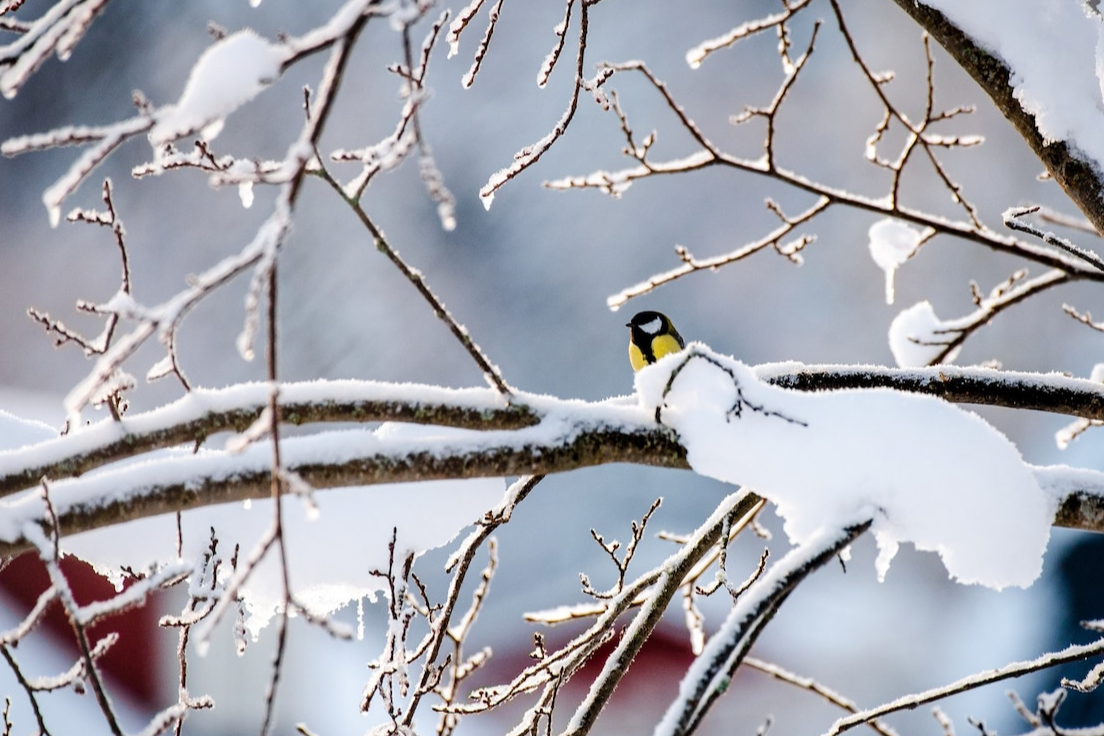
[0,349,1076,637]
[868,218,924,305]
[149,29,286,147]
[25,421,511,636]
[635,345,1052,590]
[0,381,651,634]
[888,300,959,368]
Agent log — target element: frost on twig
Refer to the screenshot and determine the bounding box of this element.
[661,521,871,735]
[1004,205,1104,273]
[888,268,1068,367]
[451,0,503,89]
[330,7,458,231]
[0,0,112,99]
[834,10,985,226]
[5,482,202,736]
[451,491,765,736]
[824,627,1104,736]
[580,497,662,600]
[1,4,376,222]
[541,2,1099,371]
[685,0,813,70]
[537,0,573,88]
[477,0,594,209]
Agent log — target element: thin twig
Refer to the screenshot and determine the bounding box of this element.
[826,634,1104,736]
[1004,205,1104,273]
[311,162,512,396]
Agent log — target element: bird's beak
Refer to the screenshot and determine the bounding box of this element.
[624,322,631,328]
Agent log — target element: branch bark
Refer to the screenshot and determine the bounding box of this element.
[0,421,686,558]
[888,0,1104,236]
[757,363,1104,419]
[4,364,1104,558]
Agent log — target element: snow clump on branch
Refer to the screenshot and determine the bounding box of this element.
[634,345,1052,590]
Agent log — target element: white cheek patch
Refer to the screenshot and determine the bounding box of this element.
[641,316,662,334]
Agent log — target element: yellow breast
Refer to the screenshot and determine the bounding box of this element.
[651,334,684,362]
[629,333,685,372]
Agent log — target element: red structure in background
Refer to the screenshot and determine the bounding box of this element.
[0,553,162,708]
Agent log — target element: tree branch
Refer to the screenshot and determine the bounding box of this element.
[4,363,1104,558]
[755,362,1104,420]
[887,0,1104,236]
[0,420,685,558]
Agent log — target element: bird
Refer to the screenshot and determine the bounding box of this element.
[627,310,686,371]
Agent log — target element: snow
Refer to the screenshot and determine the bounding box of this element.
[0,409,55,451]
[149,29,286,147]
[867,218,924,305]
[0,381,650,634]
[21,433,509,636]
[635,345,1053,590]
[0,347,1076,637]
[656,522,860,736]
[925,0,1104,176]
[888,300,958,368]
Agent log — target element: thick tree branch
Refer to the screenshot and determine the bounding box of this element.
[887,0,1104,236]
[5,365,1104,500]
[0,381,539,499]
[4,363,1104,558]
[755,363,1104,419]
[0,421,687,558]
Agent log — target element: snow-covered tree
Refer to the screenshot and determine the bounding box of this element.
[0,1,1102,734]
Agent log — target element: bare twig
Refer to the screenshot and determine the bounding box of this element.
[744,657,900,736]
[825,633,1104,736]
[607,197,829,308]
[583,498,662,598]
[1004,205,1104,273]
[832,4,983,226]
[311,160,512,396]
[478,0,592,208]
[26,179,132,384]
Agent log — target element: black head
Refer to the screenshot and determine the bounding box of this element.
[627,310,666,335]
[627,310,686,352]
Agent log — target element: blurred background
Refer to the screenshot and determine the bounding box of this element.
[0,0,1101,733]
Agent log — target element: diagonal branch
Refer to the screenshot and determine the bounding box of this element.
[825,633,1104,736]
[887,0,1104,237]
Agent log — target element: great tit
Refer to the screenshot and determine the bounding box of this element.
[627,310,686,371]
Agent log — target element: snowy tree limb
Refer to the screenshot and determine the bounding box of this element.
[825,633,1104,736]
[0,384,1103,559]
[888,0,1104,236]
[0,382,539,499]
[5,365,1104,501]
[662,520,873,735]
[755,363,1104,420]
[3,361,1104,557]
[0,419,685,558]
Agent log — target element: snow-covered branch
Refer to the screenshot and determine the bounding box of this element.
[756,362,1104,421]
[888,0,1104,237]
[6,363,1104,502]
[0,389,683,557]
[3,360,1104,561]
[826,630,1104,736]
[3,2,1104,733]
